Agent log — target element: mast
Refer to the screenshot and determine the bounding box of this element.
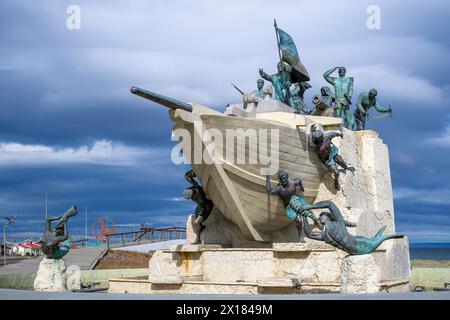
[274,19,282,61]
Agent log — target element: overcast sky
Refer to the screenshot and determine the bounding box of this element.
[1,0,449,243]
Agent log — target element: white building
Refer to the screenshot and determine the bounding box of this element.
[12,241,41,256]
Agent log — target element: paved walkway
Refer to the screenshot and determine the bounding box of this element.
[0,245,107,275]
[111,239,186,253]
[0,239,186,275]
[1,288,450,300]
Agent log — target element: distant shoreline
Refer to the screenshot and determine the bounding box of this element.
[410,243,450,248]
[411,259,450,268]
[410,245,450,262]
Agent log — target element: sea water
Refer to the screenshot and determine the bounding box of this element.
[410,243,450,261]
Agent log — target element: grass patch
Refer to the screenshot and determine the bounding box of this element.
[95,250,152,269]
[411,259,450,268]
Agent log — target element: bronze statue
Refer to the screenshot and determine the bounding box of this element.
[38,206,78,259]
[266,170,321,242]
[300,200,403,255]
[309,125,355,190]
[232,79,270,110]
[290,82,312,114]
[259,61,292,105]
[310,86,335,117]
[183,170,214,244]
[354,89,392,131]
[323,67,354,129]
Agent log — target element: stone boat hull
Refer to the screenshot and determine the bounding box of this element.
[170,103,339,241]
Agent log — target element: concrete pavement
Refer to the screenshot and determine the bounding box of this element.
[0,245,107,275]
[1,288,450,300]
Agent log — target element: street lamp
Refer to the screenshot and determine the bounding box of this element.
[3,216,16,266]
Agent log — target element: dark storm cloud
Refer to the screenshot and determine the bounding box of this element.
[0,0,450,242]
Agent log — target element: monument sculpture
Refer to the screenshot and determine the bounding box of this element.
[300,200,404,255]
[310,86,335,117]
[265,170,321,242]
[111,20,411,295]
[354,89,392,131]
[259,61,292,106]
[232,79,272,110]
[309,125,355,190]
[34,206,78,292]
[183,170,214,244]
[290,82,312,114]
[323,66,354,129]
[38,206,78,259]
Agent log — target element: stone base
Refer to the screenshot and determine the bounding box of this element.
[108,238,410,295]
[34,258,68,292]
[341,255,380,293]
[225,100,293,118]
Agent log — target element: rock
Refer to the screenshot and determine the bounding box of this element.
[66,265,82,291]
[341,254,380,293]
[34,258,67,292]
[185,214,197,244]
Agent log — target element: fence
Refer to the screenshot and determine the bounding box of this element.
[104,226,186,249]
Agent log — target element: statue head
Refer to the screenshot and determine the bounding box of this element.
[319,212,333,224]
[183,188,194,200]
[368,88,378,99]
[277,61,286,73]
[54,222,65,236]
[257,79,264,90]
[321,86,332,97]
[311,129,324,143]
[338,67,346,77]
[277,170,289,187]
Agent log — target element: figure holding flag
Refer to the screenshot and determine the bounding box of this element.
[274,20,310,84]
[258,20,311,109]
[259,62,292,105]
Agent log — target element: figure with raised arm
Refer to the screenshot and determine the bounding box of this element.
[323,66,354,129]
[300,200,403,255]
[259,61,292,105]
[183,170,214,244]
[38,206,78,259]
[266,170,322,242]
[354,89,392,131]
[309,125,355,190]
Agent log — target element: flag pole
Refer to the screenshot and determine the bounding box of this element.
[274,19,282,61]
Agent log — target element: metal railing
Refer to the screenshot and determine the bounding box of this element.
[104,226,186,249]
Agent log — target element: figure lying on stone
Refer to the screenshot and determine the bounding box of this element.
[300,200,403,255]
[38,206,78,259]
[183,169,214,244]
[266,170,322,242]
[309,125,355,190]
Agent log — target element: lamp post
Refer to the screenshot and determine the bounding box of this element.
[3,216,16,266]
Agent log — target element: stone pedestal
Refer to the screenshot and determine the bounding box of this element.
[34,258,68,292]
[66,265,82,291]
[108,238,410,295]
[341,255,380,294]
